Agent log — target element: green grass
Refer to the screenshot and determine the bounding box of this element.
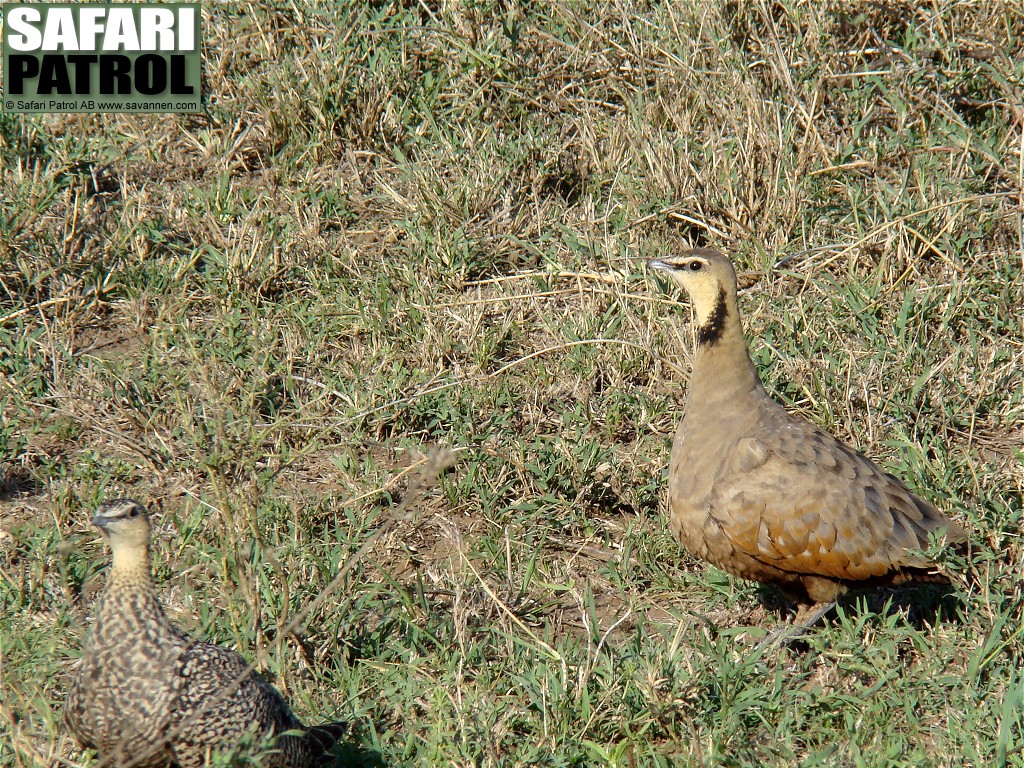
[2,1,1023,766]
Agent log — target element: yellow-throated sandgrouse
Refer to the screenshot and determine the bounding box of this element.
[648,249,967,627]
[64,499,345,767]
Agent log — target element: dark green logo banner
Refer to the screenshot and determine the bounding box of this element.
[2,2,201,113]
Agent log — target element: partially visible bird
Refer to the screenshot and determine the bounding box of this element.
[648,249,967,634]
[64,498,345,767]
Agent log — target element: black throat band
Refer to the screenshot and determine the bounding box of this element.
[697,286,728,346]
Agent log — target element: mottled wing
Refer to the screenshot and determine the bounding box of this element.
[63,676,97,749]
[63,610,186,767]
[167,641,317,768]
[712,414,966,581]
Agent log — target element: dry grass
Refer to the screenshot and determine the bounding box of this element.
[2,1,1023,766]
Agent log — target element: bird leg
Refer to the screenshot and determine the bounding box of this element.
[757,600,836,649]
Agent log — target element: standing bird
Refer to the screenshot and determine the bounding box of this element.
[648,249,966,634]
[64,499,345,767]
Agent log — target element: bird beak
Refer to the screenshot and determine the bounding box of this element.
[90,515,106,529]
[647,259,671,272]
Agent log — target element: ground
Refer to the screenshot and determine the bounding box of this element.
[1,2,1023,767]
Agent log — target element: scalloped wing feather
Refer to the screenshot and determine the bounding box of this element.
[712,416,965,582]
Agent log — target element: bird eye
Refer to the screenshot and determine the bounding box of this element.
[129,506,142,518]
[687,260,703,271]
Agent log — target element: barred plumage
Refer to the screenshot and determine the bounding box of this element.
[64,499,345,767]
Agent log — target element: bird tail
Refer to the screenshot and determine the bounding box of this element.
[307,721,347,760]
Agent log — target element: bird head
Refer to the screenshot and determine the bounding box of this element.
[648,248,738,319]
[91,498,152,551]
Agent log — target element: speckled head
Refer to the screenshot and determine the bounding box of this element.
[92,498,152,552]
[648,248,738,346]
